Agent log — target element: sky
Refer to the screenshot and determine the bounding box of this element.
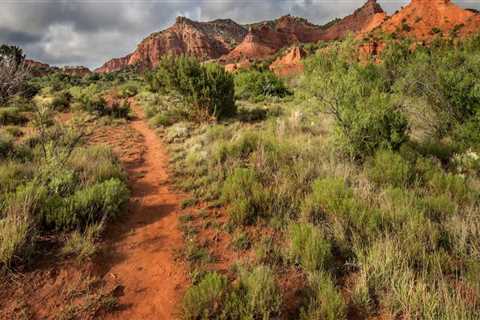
[1,0,479,69]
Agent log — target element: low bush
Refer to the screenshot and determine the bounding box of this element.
[366,149,413,187]
[182,266,282,320]
[110,100,131,119]
[0,107,27,125]
[300,272,346,320]
[236,265,282,318]
[0,213,33,267]
[0,133,14,158]
[43,178,129,231]
[61,223,103,260]
[118,84,138,98]
[0,114,129,268]
[148,56,236,121]
[289,223,333,273]
[182,272,228,319]
[50,91,72,111]
[234,70,290,101]
[221,168,266,226]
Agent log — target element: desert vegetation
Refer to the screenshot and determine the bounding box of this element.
[0,46,132,272]
[2,4,480,318]
[139,34,480,319]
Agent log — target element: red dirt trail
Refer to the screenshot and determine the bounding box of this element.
[97,102,188,320]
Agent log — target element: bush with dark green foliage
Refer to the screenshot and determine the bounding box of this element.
[148,55,236,121]
[234,70,291,101]
[304,40,409,159]
[50,91,73,111]
[367,149,414,187]
[0,106,27,126]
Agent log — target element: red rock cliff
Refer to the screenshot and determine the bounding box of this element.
[321,0,387,40]
[96,17,247,73]
[378,0,480,40]
[269,46,306,77]
[221,15,325,63]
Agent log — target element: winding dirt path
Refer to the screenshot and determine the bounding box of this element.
[97,103,188,320]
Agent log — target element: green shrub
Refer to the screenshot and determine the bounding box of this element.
[0,133,14,158]
[84,95,108,115]
[0,161,31,195]
[0,213,32,267]
[68,146,125,185]
[289,223,333,273]
[149,56,236,121]
[110,100,131,119]
[367,150,413,187]
[332,92,409,160]
[118,84,138,98]
[301,178,382,243]
[237,265,282,318]
[300,272,346,320]
[0,182,45,267]
[0,107,27,125]
[232,231,251,251]
[221,168,266,225]
[182,272,228,319]
[255,235,284,266]
[427,171,473,204]
[301,178,355,224]
[234,70,290,101]
[43,178,129,230]
[61,223,103,260]
[304,49,409,159]
[182,267,282,320]
[50,91,72,111]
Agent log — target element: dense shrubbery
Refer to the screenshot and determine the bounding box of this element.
[167,35,480,319]
[147,55,236,121]
[234,70,290,101]
[0,112,129,268]
[182,266,281,320]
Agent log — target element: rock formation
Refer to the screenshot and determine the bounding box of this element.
[220,15,325,63]
[321,0,387,40]
[95,0,480,73]
[269,46,306,77]
[61,66,92,77]
[96,17,248,73]
[377,0,480,40]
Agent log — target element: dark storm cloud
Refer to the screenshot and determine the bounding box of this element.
[0,0,479,68]
[0,28,42,45]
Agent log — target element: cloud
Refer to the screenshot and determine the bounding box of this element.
[0,0,478,68]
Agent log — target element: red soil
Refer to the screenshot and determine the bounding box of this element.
[94,102,188,320]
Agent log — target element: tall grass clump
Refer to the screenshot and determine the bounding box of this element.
[182,266,282,320]
[289,223,333,273]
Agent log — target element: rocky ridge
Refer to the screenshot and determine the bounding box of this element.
[94,0,480,73]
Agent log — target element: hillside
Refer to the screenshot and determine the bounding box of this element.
[377,0,480,40]
[220,15,325,63]
[321,0,387,40]
[95,17,248,73]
